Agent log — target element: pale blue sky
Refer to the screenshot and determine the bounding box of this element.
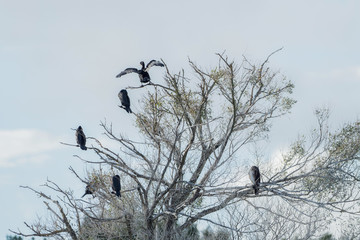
[1,0,360,238]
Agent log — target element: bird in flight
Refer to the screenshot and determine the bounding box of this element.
[111,175,121,197]
[116,60,164,84]
[81,184,95,198]
[76,126,87,150]
[118,89,132,113]
[249,166,261,195]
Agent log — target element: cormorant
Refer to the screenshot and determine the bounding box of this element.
[111,175,121,197]
[118,89,132,113]
[249,166,261,195]
[116,60,164,84]
[76,126,87,150]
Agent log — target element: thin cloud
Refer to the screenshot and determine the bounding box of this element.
[306,65,360,84]
[356,66,360,78]
[0,129,60,168]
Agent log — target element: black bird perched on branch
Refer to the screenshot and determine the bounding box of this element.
[81,184,95,198]
[116,60,164,84]
[118,89,132,113]
[111,175,121,197]
[76,126,87,150]
[249,166,261,195]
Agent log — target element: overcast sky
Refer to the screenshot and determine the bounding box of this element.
[1,0,360,238]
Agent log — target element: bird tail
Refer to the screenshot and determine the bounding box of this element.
[80,145,87,150]
[112,191,121,197]
[127,107,132,114]
[253,184,259,195]
[81,193,86,198]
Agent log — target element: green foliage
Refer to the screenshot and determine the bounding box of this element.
[201,227,231,240]
[202,226,214,239]
[314,121,360,200]
[185,224,200,240]
[318,233,335,240]
[214,229,231,240]
[328,121,360,160]
[6,236,47,240]
[282,137,306,166]
[6,236,23,240]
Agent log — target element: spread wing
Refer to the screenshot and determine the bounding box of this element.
[145,60,164,71]
[116,68,139,78]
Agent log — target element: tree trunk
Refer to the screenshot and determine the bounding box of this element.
[163,215,176,240]
[146,215,155,240]
[125,213,134,240]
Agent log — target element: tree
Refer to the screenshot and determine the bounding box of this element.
[201,226,230,240]
[6,236,23,240]
[6,235,47,240]
[10,50,360,239]
[318,233,335,240]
